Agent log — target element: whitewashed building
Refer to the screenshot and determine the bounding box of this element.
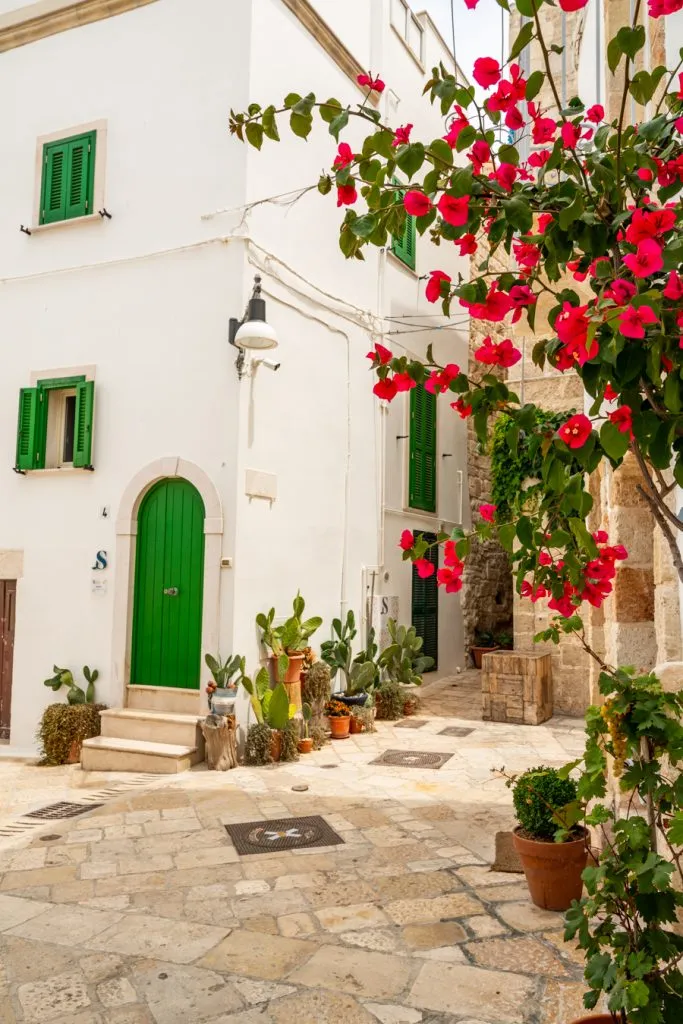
[0,0,470,765]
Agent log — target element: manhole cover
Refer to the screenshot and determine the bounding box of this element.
[394,719,428,729]
[438,726,474,738]
[370,749,454,770]
[225,815,345,856]
[24,802,103,820]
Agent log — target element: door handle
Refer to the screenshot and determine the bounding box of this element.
[163,587,179,596]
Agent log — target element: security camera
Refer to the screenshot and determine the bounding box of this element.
[255,358,281,372]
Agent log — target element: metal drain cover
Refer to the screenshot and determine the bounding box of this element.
[370,749,454,770]
[24,802,103,820]
[225,815,344,856]
[438,726,475,738]
[394,719,428,729]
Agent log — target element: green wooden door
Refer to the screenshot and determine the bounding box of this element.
[412,532,438,671]
[131,479,205,689]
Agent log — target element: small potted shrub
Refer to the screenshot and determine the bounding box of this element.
[510,765,588,912]
[205,653,246,715]
[470,629,499,669]
[349,710,364,734]
[40,666,103,764]
[242,669,295,763]
[321,612,379,706]
[257,593,322,709]
[325,698,351,739]
[494,629,513,652]
[298,703,313,753]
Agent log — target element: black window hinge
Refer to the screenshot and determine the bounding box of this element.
[13,467,26,475]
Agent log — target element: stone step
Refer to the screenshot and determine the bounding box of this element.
[126,685,202,715]
[80,735,201,774]
[100,708,203,748]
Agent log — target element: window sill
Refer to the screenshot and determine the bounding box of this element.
[21,467,93,475]
[387,249,418,276]
[29,213,103,235]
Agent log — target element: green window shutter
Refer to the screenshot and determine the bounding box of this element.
[409,384,437,512]
[411,532,438,670]
[391,178,416,270]
[73,380,95,468]
[15,388,39,470]
[40,143,68,224]
[65,133,95,219]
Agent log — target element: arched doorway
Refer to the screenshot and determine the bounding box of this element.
[130,478,205,690]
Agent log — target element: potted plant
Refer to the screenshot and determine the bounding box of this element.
[256,593,322,709]
[321,612,379,706]
[508,765,588,913]
[205,653,246,715]
[40,665,103,764]
[298,703,313,753]
[242,668,295,762]
[494,630,513,652]
[470,629,499,670]
[374,681,404,721]
[324,698,352,739]
[349,710,364,734]
[378,619,432,715]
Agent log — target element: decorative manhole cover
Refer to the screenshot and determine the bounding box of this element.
[24,802,103,820]
[438,726,474,738]
[370,750,454,770]
[394,719,428,729]
[225,815,345,856]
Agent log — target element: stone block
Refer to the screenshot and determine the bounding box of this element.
[481,651,553,725]
[608,622,658,673]
[613,568,655,623]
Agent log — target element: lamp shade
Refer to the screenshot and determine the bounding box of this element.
[234,319,279,350]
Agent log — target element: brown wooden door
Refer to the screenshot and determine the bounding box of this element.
[0,581,16,740]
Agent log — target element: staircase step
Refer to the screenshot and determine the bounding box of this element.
[81,735,200,774]
[100,708,203,747]
[126,685,201,715]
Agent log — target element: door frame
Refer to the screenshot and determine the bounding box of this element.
[113,458,223,711]
[0,580,17,741]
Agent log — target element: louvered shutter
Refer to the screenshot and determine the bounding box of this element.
[412,532,438,670]
[65,134,95,219]
[41,143,68,224]
[409,384,436,512]
[15,388,39,470]
[73,380,95,468]
[391,178,416,270]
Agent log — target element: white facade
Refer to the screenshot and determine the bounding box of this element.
[0,0,470,753]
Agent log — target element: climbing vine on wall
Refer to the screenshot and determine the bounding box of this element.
[490,412,572,519]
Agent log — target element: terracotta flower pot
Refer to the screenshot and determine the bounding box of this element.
[471,645,499,669]
[297,737,313,754]
[568,1017,614,1024]
[67,738,82,764]
[513,826,588,912]
[349,717,363,734]
[270,653,304,711]
[329,716,351,739]
[270,730,282,762]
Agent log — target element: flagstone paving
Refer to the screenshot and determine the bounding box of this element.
[0,703,588,1024]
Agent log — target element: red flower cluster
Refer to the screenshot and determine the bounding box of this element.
[554,302,598,369]
[357,72,385,93]
[648,0,683,14]
[460,282,513,321]
[425,364,460,395]
[472,57,501,90]
[609,405,634,437]
[443,106,471,148]
[513,238,541,272]
[451,398,472,418]
[438,193,470,226]
[426,270,452,303]
[618,304,658,339]
[486,64,527,132]
[437,541,465,593]
[404,191,432,217]
[474,336,521,368]
[558,413,592,449]
[392,124,413,147]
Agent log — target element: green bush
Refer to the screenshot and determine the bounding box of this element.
[490,411,571,519]
[374,682,404,721]
[37,703,105,765]
[244,723,273,765]
[512,765,578,841]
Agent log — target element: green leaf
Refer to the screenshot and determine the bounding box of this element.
[502,197,532,234]
[569,518,598,558]
[649,420,672,470]
[516,517,534,548]
[664,372,682,413]
[509,19,534,60]
[616,24,646,62]
[317,174,332,195]
[525,70,544,102]
[262,106,280,142]
[498,523,516,553]
[290,111,313,139]
[293,92,316,116]
[629,66,668,105]
[515,0,541,18]
[559,193,585,231]
[497,144,519,166]
[245,122,264,150]
[319,98,342,124]
[284,92,301,109]
[329,109,349,141]
[349,214,377,239]
[428,138,453,167]
[600,420,630,461]
[607,37,622,74]
[396,142,425,179]
[455,126,477,152]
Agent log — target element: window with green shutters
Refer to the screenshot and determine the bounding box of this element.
[15,377,95,472]
[409,383,437,512]
[40,131,96,225]
[391,179,416,270]
[412,532,438,671]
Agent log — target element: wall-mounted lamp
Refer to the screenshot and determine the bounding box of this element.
[229,275,278,378]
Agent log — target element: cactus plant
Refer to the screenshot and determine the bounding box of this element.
[44,665,98,705]
[256,593,323,681]
[241,669,294,730]
[321,612,380,695]
[379,620,433,687]
[205,653,246,689]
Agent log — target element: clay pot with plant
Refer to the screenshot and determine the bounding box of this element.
[205,652,246,715]
[298,703,313,753]
[320,611,380,706]
[41,666,103,764]
[325,698,351,739]
[242,668,296,764]
[349,712,364,734]
[256,593,322,710]
[470,629,499,670]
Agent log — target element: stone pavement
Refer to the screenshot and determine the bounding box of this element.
[0,705,589,1024]
[418,671,483,722]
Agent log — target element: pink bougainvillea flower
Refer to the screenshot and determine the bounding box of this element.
[425,363,460,395]
[604,383,619,402]
[532,117,557,145]
[561,122,583,148]
[664,270,683,300]
[509,284,537,323]
[559,414,593,449]
[609,405,634,437]
[463,0,480,9]
[618,304,658,339]
[366,342,393,365]
[539,551,553,567]
[404,191,432,217]
[537,213,554,233]
[443,106,470,148]
[336,184,357,207]
[493,163,517,192]
[548,581,579,618]
[437,566,464,593]
[373,377,398,401]
[559,0,589,9]
[333,143,354,169]
[505,106,525,131]
[437,193,470,226]
[462,282,514,322]
[625,206,677,243]
[474,336,522,368]
[567,259,588,283]
[357,72,385,93]
[521,580,547,603]
[605,278,637,304]
[451,398,472,418]
[637,167,654,182]
[399,530,414,551]
[586,104,605,123]
[393,372,417,392]
[415,558,436,579]
[555,302,598,366]
[676,117,683,133]
[649,0,683,17]
[528,149,552,168]
[392,123,413,147]
[468,140,491,174]
[623,239,664,278]
[443,541,463,569]
[425,270,452,304]
[473,57,501,89]
[513,239,541,271]
[479,503,497,522]
[454,233,477,256]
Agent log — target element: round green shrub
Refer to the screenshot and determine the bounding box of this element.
[37,703,105,765]
[374,682,404,721]
[512,765,578,841]
[245,723,273,765]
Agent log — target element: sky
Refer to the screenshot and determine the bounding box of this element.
[420,0,507,82]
